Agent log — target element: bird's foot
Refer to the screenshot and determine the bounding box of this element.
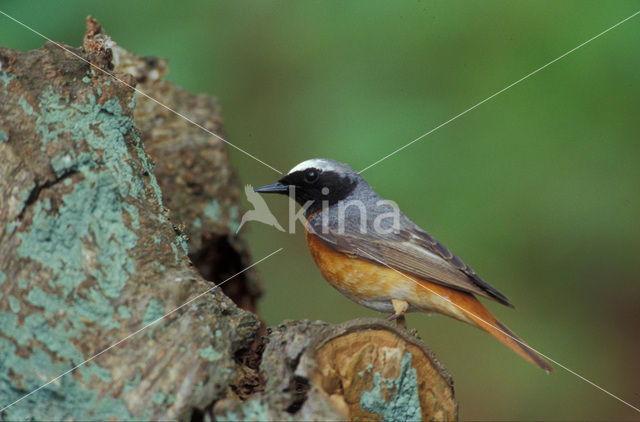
[386,299,409,329]
[386,314,407,328]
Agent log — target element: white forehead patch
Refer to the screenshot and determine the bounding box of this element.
[287,158,343,174]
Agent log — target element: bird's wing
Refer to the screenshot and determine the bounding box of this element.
[308,215,513,307]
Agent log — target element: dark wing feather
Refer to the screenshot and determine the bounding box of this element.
[309,215,513,307]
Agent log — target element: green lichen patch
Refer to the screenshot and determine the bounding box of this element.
[27,313,85,361]
[359,352,422,422]
[17,181,128,330]
[4,221,17,235]
[0,129,8,142]
[0,70,16,88]
[199,346,223,362]
[223,398,276,422]
[3,81,169,416]
[8,295,20,312]
[12,84,166,348]
[80,363,112,384]
[117,305,131,319]
[177,234,189,255]
[152,392,165,405]
[0,313,30,346]
[204,199,221,220]
[142,299,164,325]
[33,89,161,210]
[0,338,133,420]
[170,243,180,264]
[17,88,145,298]
[123,371,141,394]
[18,96,34,115]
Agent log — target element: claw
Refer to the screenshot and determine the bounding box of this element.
[386,299,409,328]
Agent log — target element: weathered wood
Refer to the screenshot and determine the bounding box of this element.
[0,20,259,420]
[102,17,263,312]
[214,319,457,421]
[84,16,263,312]
[0,17,457,421]
[302,319,457,421]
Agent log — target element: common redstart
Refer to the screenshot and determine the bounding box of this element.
[256,158,553,371]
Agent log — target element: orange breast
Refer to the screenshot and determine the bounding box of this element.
[305,230,474,322]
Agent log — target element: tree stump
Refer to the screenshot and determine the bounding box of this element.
[303,319,457,421]
[0,17,457,421]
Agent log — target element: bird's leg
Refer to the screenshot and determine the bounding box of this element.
[386,299,409,329]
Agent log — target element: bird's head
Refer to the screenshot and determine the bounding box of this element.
[255,158,361,215]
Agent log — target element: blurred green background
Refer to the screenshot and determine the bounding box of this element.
[2,1,639,420]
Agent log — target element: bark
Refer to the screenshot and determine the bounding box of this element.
[0,17,457,421]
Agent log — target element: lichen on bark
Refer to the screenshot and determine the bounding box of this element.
[0,21,258,421]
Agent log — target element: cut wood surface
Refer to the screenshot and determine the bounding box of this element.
[304,319,457,421]
[0,17,457,421]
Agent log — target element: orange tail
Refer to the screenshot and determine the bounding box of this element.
[413,278,553,371]
[460,295,554,372]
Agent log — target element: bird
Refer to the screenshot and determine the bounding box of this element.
[255,158,553,371]
[236,184,285,233]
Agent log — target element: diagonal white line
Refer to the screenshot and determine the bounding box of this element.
[0,247,284,413]
[355,247,640,413]
[359,9,640,174]
[0,10,283,175]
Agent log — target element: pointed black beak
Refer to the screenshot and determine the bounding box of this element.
[254,182,289,194]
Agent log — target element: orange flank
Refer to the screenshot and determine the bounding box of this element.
[306,231,553,372]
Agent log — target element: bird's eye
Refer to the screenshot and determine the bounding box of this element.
[304,169,320,184]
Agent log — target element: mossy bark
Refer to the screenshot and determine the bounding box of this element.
[0,17,457,421]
